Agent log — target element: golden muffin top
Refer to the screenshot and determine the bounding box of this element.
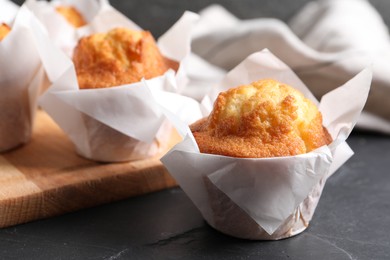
[56,5,86,28]
[0,23,11,41]
[191,79,332,158]
[73,27,175,89]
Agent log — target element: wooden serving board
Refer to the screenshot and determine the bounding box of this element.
[0,110,180,228]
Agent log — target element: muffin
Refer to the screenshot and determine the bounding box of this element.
[191,79,332,239]
[191,79,332,158]
[161,48,370,240]
[0,23,10,41]
[73,27,175,89]
[70,28,176,162]
[55,5,86,28]
[38,8,198,163]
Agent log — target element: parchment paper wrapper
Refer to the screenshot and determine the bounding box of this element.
[0,0,19,24]
[26,0,102,56]
[37,5,200,162]
[0,6,45,152]
[161,50,372,240]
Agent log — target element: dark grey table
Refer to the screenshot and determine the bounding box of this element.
[1,131,389,259]
[4,1,390,259]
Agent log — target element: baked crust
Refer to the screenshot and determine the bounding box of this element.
[191,79,332,158]
[56,6,86,28]
[73,28,175,89]
[0,23,10,41]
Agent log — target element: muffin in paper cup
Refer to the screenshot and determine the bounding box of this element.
[26,0,157,95]
[0,6,45,152]
[161,49,372,240]
[27,0,196,93]
[36,4,200,162]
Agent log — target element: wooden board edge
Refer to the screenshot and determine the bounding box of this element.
[0,165,177,228]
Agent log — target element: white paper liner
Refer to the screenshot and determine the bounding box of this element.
[35,2,200,162]
[0,6,45,152]
[161,49,372,240]
[0,0,19,24]
[77,113,172,162]
[26,0,101,56]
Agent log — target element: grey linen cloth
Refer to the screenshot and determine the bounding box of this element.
[190,0,390,133]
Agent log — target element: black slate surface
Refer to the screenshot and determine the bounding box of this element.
[0,132,389,260]
[4,0,390,259]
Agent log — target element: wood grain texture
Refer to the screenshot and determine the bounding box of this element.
[0,110,179,228]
